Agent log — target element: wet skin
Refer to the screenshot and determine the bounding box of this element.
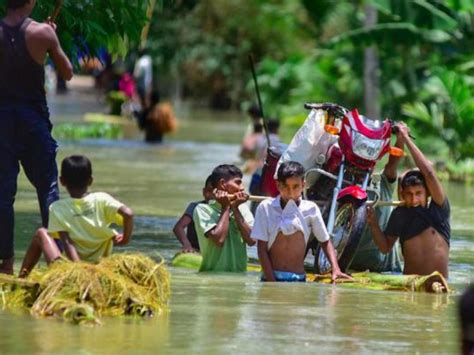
[269,177,307,273]
[399,185,449,278]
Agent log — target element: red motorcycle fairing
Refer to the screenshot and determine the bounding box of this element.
[339,109,392,170]
[343,109,392,140]
[337,185,368,202]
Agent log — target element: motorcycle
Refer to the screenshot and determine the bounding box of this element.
[302,103,403,273]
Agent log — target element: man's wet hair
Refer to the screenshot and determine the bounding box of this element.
[7,0,29,9]
[268,119,280,134]
[277,161,305,182]
[400,170,427,190]
[459,284,474,354]
[61,155,92,190]
[247,104,262,119]
[253,123,263,133]
[210,164,242,188]
[138,47,148,57]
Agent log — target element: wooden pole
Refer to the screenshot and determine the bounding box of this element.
[140,0,157,48]
[367,200,405,207]
[248,55,271,148]
[228,194,405,206]
[50,0,64,23]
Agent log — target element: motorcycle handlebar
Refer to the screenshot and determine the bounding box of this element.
[304,104,416,140]
[389,120,416,140]
[304,102,349,115]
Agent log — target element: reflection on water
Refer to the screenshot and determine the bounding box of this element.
[3,91,473,353]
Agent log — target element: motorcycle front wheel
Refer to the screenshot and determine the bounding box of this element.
[314,199,367,274]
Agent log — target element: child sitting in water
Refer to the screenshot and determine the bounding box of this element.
[193,164,255,272]
[19,155,134,277]
[251,161,351,282]
[173,175,213,252]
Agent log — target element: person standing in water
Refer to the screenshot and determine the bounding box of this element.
[0,0,73,274]
[368,122,450,278]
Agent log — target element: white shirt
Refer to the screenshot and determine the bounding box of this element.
[133,54,153,89]
[251,196,330,250]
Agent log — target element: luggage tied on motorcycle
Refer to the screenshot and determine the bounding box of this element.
[275,109,338,179]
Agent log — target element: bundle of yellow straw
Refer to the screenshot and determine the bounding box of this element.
[0,253,170,325]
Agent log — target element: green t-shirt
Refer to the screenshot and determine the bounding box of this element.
[348,174,402,273]
[193,201,254,272]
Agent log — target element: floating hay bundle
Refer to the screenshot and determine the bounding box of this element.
[0,253,170,325]
[99,253,171,311]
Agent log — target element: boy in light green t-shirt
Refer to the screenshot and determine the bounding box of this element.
[19,155,134,277]
[194,164,255,272]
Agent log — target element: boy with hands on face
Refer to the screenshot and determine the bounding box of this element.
[193,164,255,272]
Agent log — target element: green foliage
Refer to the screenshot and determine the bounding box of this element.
[402,68,474,160]
[53,122,123,140]
[148,0,309,105]
[446,159,474,182]
[146,0,473,167]
[0,0,153,59]
[309,0,474,163]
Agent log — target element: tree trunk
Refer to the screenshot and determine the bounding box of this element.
[363,4,380,119]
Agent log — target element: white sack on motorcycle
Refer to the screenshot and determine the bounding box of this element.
[275,109,337,178]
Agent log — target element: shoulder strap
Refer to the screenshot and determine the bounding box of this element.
[20,18,32,31]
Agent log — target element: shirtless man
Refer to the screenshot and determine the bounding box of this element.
[367,122,450,278]
[251,161,351,282]
[0,0,73,274]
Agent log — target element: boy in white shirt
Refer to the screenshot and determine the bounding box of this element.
[251,161,351,282]
[19,155,133,277]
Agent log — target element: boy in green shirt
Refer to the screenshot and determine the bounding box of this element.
[19,155,134,277]
[194,164,255,272]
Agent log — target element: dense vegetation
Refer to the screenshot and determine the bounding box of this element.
[1,0,472,174]
[0,0,152,59]
[148,0,473,170]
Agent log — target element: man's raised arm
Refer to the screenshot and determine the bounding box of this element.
[397,123,446,205]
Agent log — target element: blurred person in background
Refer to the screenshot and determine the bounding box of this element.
[133,47,153,110]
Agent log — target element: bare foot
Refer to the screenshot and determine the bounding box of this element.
[431,281,446,293]
[18,268,30,279]
[0,257,14,275]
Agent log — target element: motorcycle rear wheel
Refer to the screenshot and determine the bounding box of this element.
[314,199,367,274]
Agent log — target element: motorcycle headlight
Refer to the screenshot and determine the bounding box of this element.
[352,130,385,160]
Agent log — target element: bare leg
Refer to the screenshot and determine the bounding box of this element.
[19,228,61,278]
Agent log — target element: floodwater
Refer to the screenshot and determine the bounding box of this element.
[1,79,473,354]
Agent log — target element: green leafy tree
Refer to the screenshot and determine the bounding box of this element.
[0,0,153,59]
[402,67,474,160]
[303,0,474,159]
[148,0,310,109]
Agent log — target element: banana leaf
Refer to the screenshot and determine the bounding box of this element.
[310,271,450,293]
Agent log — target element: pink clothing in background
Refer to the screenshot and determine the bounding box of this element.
[119,73,136,99]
